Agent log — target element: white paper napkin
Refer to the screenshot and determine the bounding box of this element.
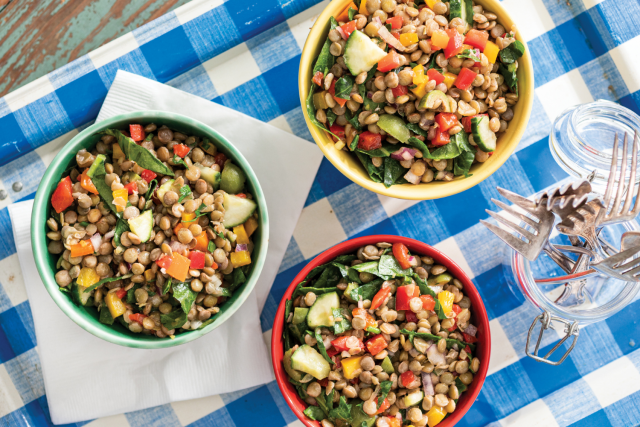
[10,70,323,425]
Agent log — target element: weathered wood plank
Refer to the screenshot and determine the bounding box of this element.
[0,0,191,97]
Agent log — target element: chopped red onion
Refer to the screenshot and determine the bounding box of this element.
[421,372,434,396]
[419,115,434,128]
[89,233,102,253]
[125,262,132,271]
[358,300,364,309]
[377,24,405,52]
[390,147,417,161]
[464,324,478,337]
[427,126,437,140]
[367,91,374,99]
[169,240,188,255]
[426,344,446,365]
[336,25,347,40]
[236,243,248,252]
[104,230,115,240]
[404,170,422,185]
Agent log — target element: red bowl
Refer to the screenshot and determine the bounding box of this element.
[271,235,491,427]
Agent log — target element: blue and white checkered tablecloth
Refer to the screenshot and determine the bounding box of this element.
[2,0,640,425]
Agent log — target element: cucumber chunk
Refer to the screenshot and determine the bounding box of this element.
[222,193,257,228]
[291,344,331,380]
[344,282,359,302]
[86,154,106,178]
[449,0,473,31]
[220,163,246,194]
[417,90,451,112]
[72,282,92,306]
[293,307,309,324]
[307,291,340,328]
[157,179,193,206]
[381,356,395,374]
[351,402,376,427]
[344,30,388,76]
[194,162,221,190]
[284,347,314,382]
[128,209,153,243]
[377,115,411,143]
[404,390,424,407]
[472,115,497,152]
[99,307,115,325]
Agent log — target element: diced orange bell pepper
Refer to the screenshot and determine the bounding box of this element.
[193,231,209,252]
[112,189,128,213]
[173,222,184,236]
[353,307,377,329]
[77,267,100,288]
[359,0,368,15]
[399,33,418,47]
[335,1,357,22]
[166,252,191,282]
[51,176,74,214]
[244,217,258,237]
[230,251,251,268]
[386,418,401,427]
[144,269,155,282]
[484,40,500,64]
[105,292,127,318]
[182,212,196,224]
[431,29,450,50]
[70,240,95,258]
[233,225,250,245]
[80,171,98,195]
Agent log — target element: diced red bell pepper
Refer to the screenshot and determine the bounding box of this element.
[328,80,348,107]
[448,304,462,332]
[395,284,420,311]
[214,153,227,169]
[400,370,415,388]
[173,143,190,158]
[444,29,465,59]
[464,29,489,51]
[116,288,127,300]
[318,378,329,387]
[378,51,401,73]
[327,347,340,358]
[124,181,139,195]
[421,294,436,311]
[156,255,172,270]
[341,21,357,38]
[188,251,205,269]
[365,334,388,356]
[391,32,400,40]
[141,169,157,183]
[51,176,74,214]
[236,193,247,199]
[465,345,472,354]
[391,84,408,98]
[405,310,418,323]
[427,68,445,85]
[330,124,346,140]
[461,114,488,133]
[454,67,478,91]
[129,313,147,324]
[70,240,95,257]
[431,126,451,146]
[331,335,365,352]
[313,71,324,86]
[387,15,403,30]
[357,131,383,151]
[370,286,392,310]
[392,242,412,270]
[376,398,390,414]
[129,124,145,142]
[435,113,459,132]
[463,332,478,344]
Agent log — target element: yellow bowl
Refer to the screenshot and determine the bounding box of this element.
[299,0,534,200]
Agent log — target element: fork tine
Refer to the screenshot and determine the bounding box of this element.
[601,133,619,220]
[491,198,539,228]
[480,219,535,258]
[633,131,640,215]
[595,245,640,266]
[497,187,536,210]
[485,209,536,241]
[615,256,640,273]
[612,132,628,218]
[623,131,638,214]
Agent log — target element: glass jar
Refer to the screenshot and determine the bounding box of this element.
[549,100,640,193]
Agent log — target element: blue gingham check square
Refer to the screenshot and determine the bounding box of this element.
[2,0,640,426]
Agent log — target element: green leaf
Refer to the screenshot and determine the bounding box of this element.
[383,157,406,188]
[333,308,353,334]
[313,37,335,77]
[326,109,338,127]
[377,381,393,408]
[350,261,379,275]
[177,185,192,203]
[306,86,342,140]
[366,326,381,334]
[230,268,246,292]
[99,307,115,325]
[161,310,188,329]
[413,274,447,319]
[82,274,133,294]
[329,396,353,423]
[335,75,355,100]
[315,265,342,288]
[349,134,360,151]
[89,158,118,215]
[499,62,519,96]
[355,151,384,183]
[79,221,90,227]
[332,262,361,284]
[162,277,172,296]
[407,137,434,160]
[345,109,362,132]
[304,406,326,421]
[356,143,396,158]
[102,129,174,176]
[334,255,357,264]
[330,16,339,30]
[499,40,525,64]
[456,48,481,62]
[378,254,413,278]
[145,179,158,202]
[401,329,475,351]
[454,150,475,177]
[426,54,444,73]
[172,281,197,314]
[349,279,383,302]
[113,218,130,247]
[455,377,468,393]
[172,154,189,169]
[348,6,356,20]
[430,142,462,160]
[293,286,339,300]
[126,284,142,304]
[406,123,430,138]
[207,241,215,253]
[315,328,335,365]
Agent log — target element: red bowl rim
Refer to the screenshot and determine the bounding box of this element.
[271,235,491,427]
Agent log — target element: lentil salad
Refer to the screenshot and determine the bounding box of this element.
[307,0,525,187]
[47,123,259,337]
[282,241,481,427]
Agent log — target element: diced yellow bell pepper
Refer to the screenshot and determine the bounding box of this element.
[144,269,155,282]
[112,189,128,213]
[341,356,364,379]
[113,144,125,160]
[233,225,250,245]
[431,30,450,50]
[443,72,458,89]
[105,292,127,318]
[359,0,368,16]
[484,40,500,64]
[426,406,447,427]
[411,81,428,99]
[438,291,454,315]
[399,33,418,47]
[200,139,217,156]
[426,0,438,9]
[230,251,251,268]
[77,267,100,288]
[182,211,196,224]
[244,217,258,237]
[413,64,426,85]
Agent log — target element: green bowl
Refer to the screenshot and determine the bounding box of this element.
[31,111,269,349]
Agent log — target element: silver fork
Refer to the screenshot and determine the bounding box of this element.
[481,187,555,261]
[597,131,640,227]
[591,243,640,282]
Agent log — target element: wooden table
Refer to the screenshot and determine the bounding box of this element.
[0,0,191,97]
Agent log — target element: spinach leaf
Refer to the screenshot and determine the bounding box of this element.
[162,277,172,296]
[79,221,90,227]
[348,6,357,20]
[454,150,475,177]
[378,254,413,277]
[99,307,115,325]
[113,218,130,247]
[413,274,447,319]
[426,54,443,73]
[349,134,360,151]
[88,158,118,215]
[315,328,335,365]
[82,274,133,293]
[313,37,335,77]
[333,308,353,334]
[326,109,338,127]
[304,406,326,421]
[229,268,246,292]
[172,154,189,169]
[293,286,339,300]
[306,87,342,140]
[161,310,188,329]
[356,143,396,158]
[345,109,362,132]
[455,377,468,393]
[305,264,328,281]
[407,137,434,160]
[330,16,339,30]
[177,185,192,203]
[406,123,430,138]
[332,262,361,284]
[499,62,519,95]
[329,396,353,423]
[207,240,216,253]
[366,326,381,334]
[315,265,342,288]
[349,280,383,302]
[144,133,154,141]
[334,255,357,264]
[429,141,462,160]
[456,48,481,62]
[350,261,379,275]
[172,281,197,314]
[126,284,142,304]
[284,299,293,324]
[198,317,217,330]
[401,329,476,351]
[145,179,158,201]
[499,40,525,64]
[383,157,406,188]
[377,381,393,408]
[355,151,384,183]
[334,75,355,100]
[289,322,307,344]
[102,129,174,176]
[359,86,385,112]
